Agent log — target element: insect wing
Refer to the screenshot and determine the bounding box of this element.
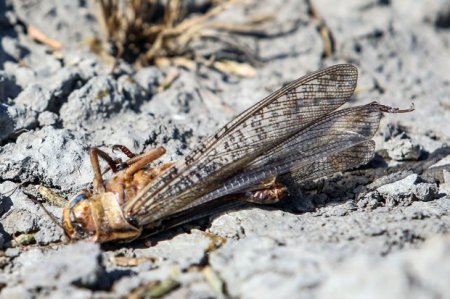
[243,102,381,171]
[180,103,383,209]
[125,64,358,225]
[291,140,375,183]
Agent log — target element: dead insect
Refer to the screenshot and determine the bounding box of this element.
[62,64,414,243]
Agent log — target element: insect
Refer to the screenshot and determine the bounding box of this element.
[63,64,414,243]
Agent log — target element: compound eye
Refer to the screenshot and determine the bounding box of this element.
[70,190,90,208]
[74,223,88,238]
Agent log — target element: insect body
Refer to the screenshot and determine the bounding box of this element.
[63,64,414,243]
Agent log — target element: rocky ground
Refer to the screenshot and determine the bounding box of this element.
[1,0,450,298]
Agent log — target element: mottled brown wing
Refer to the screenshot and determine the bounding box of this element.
[125,64,358,225]
[291,140,375,183]
[178,103,382,211]
[141,141,375,234]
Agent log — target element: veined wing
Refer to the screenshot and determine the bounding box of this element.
[125,64,358,224]
[178,103,382,211]
[243,102,381,171]
[142,141,375,233]
[291,140,375,183]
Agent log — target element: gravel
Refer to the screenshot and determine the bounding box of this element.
[1,0,449,298]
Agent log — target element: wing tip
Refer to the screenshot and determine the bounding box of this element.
[331,63,358,76]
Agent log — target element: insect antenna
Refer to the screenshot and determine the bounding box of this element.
[23,190,65,229]
[0,181,28,197]
[0,182,63,229]
[377,102,415,113]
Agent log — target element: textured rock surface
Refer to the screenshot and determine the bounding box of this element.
[1,0,450,298]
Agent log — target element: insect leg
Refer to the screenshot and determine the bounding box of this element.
[146,161,176,177]
[112,144,137,158]
[102,144,139,174]
[89,147,120,193]
[102,145,150,174]
[124,147,167,177]
[243,178,288,204]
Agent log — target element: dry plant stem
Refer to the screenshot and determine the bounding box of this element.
[308,0,335,57]
[157,70,181,92]
[172,0,242,34]
[96,0,263,69]
[165,0,183,28]
[209,21,269,35]
[143,0,244,62]
[206,14,275,35]
[27,25,63,50]
[197,30,260,65]
[96,0,111,38]
[212,60,256,77]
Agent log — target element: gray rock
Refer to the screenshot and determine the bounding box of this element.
[38,67,82,110]
[133,66,164,93]
[357,190,383,210]
[9,104,39,130]
[12,0,100,49]
[1,0,450,298]
[60,75,144,130]
[0,181,64,245]
[1,209,38,236]
[210,237,325,299]
[0,71,21,102]
[0,285,30,299]
[0,103,15,142]
[34,213,65,245]
[15,242,103,289]
[1,36,28,62]
[440,178,450,196]
[0,104,38,142]
[376,174,422,206]
[319,235,450,299]
[78,110,193,162]
[392,0,450,28]
[113,264,186,298]
[68,54,104,80]
[166,271,217,299]
[47,287,92,299]
[38,111,59,127]
[5,247,20,258]
[8,64,37,88]
[4,45,63,88]
[0,182,39,213]
[412,182,439,202]
[0,127,91,189]
[0,234,4,249]
[143,70,228,125]
[14,84,52,112]
[111,275,143,298]
[314,0,450,139]
[134,230,211,270]
[384,134,422,161]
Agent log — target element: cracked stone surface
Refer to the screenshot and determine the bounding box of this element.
[1,0,450,298]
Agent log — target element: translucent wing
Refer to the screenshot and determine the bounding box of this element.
[125,64,358,224]
[142,141,375,234]
[292,140,375,183]
[177,102,383,212]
